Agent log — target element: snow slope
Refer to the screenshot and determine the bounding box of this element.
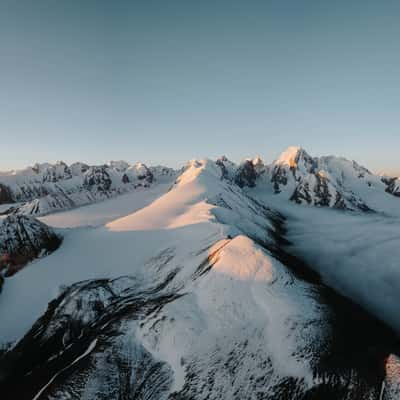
[39,182,172,228]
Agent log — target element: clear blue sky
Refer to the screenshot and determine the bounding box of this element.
[1,0,399,174]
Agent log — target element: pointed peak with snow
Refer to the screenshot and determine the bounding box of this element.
[273,146,314,169]
[265,146,382,211]
[251,155,264,166]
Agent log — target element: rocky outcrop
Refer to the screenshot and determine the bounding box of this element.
[383,177,400,197]
[235,160,258,188]
[0,215,62,276]
[0,184,13,204]
[215,156,238,181]
[83,166,113,192]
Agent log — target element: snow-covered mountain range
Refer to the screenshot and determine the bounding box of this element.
[0,147,399,399]
[0,147,398,218]
[230,146,399,212]
[0,161,176,216]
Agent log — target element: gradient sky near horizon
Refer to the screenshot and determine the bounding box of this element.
[1,0,399,174]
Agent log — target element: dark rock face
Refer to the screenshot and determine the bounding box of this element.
[216,158,228,179]
[0,215,61,276]
[235,160,258,188]
[136,167,154,183]
[270,166,289,193]
[122,173,130,183]
[141,172,153,183]
[311,174,332,207]
[215,156,238,181]
[0,184,14,205]
[383,177,400,197]
[83,167,112,192]
[290,180,313,205]
[290,174,336,207]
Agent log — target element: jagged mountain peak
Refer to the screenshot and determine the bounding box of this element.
[214,156,266,188]
[256,146,393,211]
[251,155,264,166]
[250,155,266,176]
[273,146,314,170]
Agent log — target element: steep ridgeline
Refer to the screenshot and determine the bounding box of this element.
[0,159,399,399]
[0,161,176,217]
[220,147,399,212]
[0,215,61,279]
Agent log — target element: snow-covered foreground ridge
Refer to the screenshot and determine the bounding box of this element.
[0,156,399,399]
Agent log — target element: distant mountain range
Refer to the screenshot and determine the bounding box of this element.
[0,147,398,217]
[0,161,176,216]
